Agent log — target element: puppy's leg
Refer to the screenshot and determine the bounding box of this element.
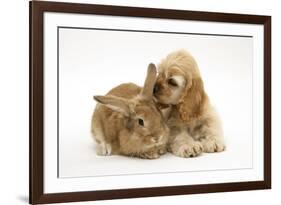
[168,132,203,158]
[199,134,225,153]
[195,120,225,153]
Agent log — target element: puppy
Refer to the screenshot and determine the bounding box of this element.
[154,49,225,158]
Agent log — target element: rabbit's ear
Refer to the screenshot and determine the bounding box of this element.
[94,95,130,117]
[141,63,157,99]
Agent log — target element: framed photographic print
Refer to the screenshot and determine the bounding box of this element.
[29,0,271,204]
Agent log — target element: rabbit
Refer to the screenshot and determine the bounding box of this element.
[91,63,169,159]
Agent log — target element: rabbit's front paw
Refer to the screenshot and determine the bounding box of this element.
[96,142,112,156]
[174,141,203,158]
[158,147,167,155]
[139,151,160,159]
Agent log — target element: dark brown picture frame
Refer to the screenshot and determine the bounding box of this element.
[29,0,271,204]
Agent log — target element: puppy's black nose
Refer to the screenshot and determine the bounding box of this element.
[153,84,159,94]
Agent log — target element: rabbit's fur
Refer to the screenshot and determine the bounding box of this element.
[91,64,169,159]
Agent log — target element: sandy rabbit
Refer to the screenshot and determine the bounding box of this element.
[91,64,169,159]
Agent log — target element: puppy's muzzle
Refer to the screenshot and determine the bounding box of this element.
[153,84,159,94]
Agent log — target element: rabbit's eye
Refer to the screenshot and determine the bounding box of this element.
[138,118,144,126]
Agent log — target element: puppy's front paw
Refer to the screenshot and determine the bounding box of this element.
[139,151,160,159]
[201,139,225,153]
[174,141,203,158]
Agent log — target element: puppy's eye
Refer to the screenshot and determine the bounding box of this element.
[168,78,178,87]
[138,118,144,126]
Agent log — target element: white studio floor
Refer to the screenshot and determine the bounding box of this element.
[59,131,252,178]
[57,28,254,179]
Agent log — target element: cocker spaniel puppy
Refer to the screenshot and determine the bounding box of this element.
[153,50,225,157]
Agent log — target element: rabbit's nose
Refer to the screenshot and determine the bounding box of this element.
[151,135,162,143]
[153,84,159,94]
[157,135,163,142]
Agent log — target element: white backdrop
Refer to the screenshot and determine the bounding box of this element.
[1,0,280,205]
[43,12,264,193]
[58,27,254,178]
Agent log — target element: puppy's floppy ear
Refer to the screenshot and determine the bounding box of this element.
[94,95,131,117]
[141,63,157,100]
[177,77,206,122]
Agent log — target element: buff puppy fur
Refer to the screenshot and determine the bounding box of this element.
[153,50,226,158]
